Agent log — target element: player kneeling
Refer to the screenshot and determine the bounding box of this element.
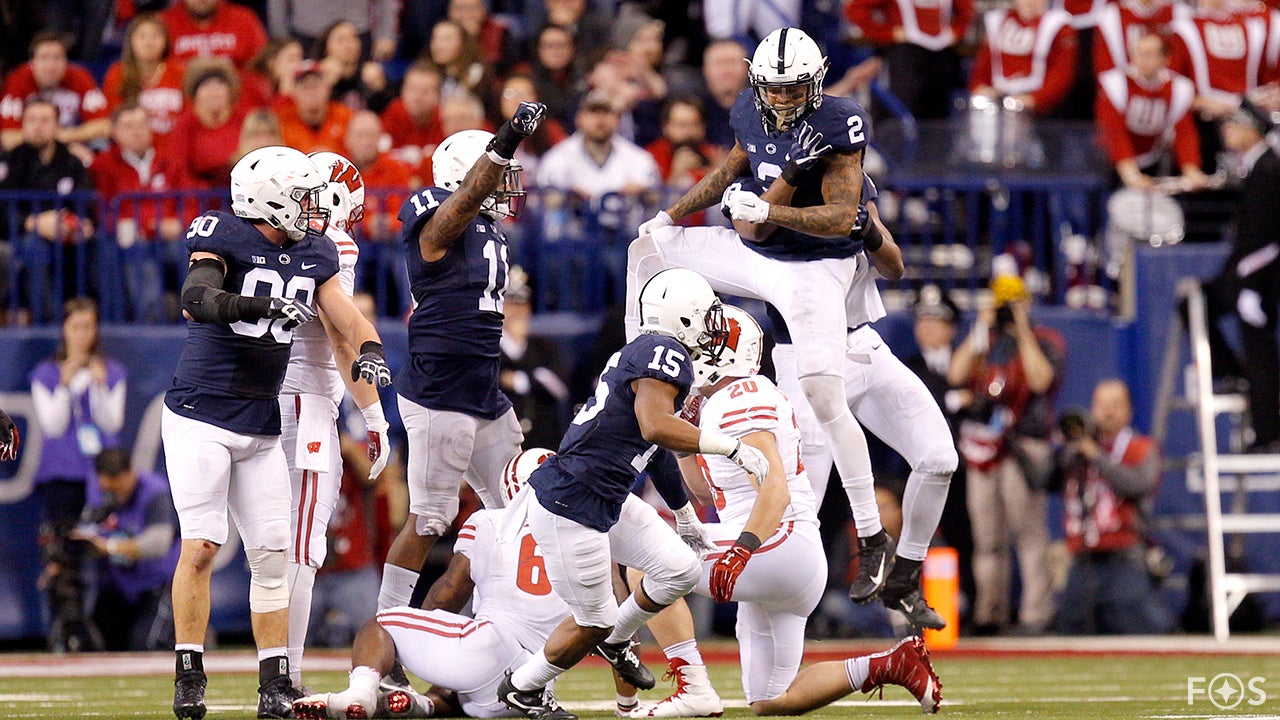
[293,449,571,720]
[633,306,942,717]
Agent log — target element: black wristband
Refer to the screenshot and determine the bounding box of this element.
[236,295,274,321]
[736,531,762,552]
[488,121,523,160]
[780,161,805,186]
[360,340,385,359]
[861,220,884,253]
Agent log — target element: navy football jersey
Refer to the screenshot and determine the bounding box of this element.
[165,211,339,435]
[729,88,871,261]
[396,186,513,420]
[767,174,880,344]
[529,334,694,532]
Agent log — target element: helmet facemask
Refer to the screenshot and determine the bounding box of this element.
[691,300,730,363]
[289,184,331,239]
[486,161,526,220]
[751,69,827,136]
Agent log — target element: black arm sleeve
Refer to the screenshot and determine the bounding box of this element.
[180,257,274,323]
[646,448,691,510]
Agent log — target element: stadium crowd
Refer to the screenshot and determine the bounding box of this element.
[0,0,1277,693]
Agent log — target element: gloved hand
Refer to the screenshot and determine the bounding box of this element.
[781,121,832,185]
[351,342,393,386]
[709,543,753,602]
[679,394,705,424]
[725,191,770,224]
[490,101,547,160]
[727,440,770,484]
[268,297,317,327]
[638,210,674,238]
[362,403,391,479]
[673,502,715,557]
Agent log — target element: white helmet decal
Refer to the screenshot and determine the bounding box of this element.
[692,305,763,388]
[501,448,555,502]
[308,150,366,233]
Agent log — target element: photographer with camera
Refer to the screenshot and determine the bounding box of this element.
[950,273,1064,635]
[1055,380,1173,635]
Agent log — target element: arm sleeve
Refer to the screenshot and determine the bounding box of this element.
[645,448,690,510]
[133,524,176,559]
[1032,26,1078,114]
[30,367,73,437]
[454,519,478,559]
[181,256,274,323]
[1095,446,1159,499]
[1173,108,1202,169]
[88,371,126,434]
[1095,92,1136,164]
[970,43,994,90]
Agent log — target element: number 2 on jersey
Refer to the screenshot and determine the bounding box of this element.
[515,534,552,595]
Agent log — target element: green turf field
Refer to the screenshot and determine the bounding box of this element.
[1,650,1278,719]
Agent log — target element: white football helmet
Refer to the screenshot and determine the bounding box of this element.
[749,27,829,135]
[501,448,555,502]
[692,305,763,388]
[638,268,729,360]
[231,146,330,241]
[308,150,366,233]
[432,129,526,219]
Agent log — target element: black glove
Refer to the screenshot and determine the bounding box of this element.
[489,101,546,160]
[850,204,884,252]
[0,410,18,462]
[351,341,393,387]
[780,121,832,186]
[267,298,318,328]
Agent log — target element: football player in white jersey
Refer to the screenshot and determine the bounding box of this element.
[293,449,573,720]
[632,306,942,717]
[277,151,393,689]
[768,176,958,629]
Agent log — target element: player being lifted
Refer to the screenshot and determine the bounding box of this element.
[293,449,569,720]
[278,151,394,690]
[379,103,545,618]
[633,306,942,718]
[497,269,771,720]
[625,28,892,603]
[164,146,392,720]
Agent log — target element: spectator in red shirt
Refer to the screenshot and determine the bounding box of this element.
[1096,34,1207,190]
[275,60,354,154]
[970,0,1079,116]
[448,0,517,75]
[312,20,392,112]
[380,60,445,185]
[168,59,247,189]
[162,0,267,69]
[102,15,186,151]
[645,96,721,192]
[1,32,110,162]
[847,0,974,119]
[242,37,305,109]
[344,110,412,239]
[89,103,185,322]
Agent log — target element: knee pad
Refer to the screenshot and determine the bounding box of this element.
[415,513,454,537]
[799,374,849,425]
[246,548,289,613]
[641,554,701,606]
[915,441,959,477]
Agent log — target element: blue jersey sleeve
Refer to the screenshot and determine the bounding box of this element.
[618,335,695,404]
[862,173,878,204]
[185,211,241,259]
[397,186,451,242]
[728,89,758,143]
[809,95,871,155]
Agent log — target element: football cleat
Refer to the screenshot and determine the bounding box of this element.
[173,669,207,719]
[497,671,577,720]
[258,674,304,718]
[379,662,414,695]
[880,560,947,631]
[860,636,942,714]
[292,688,377,719]
[849,530,895,603]
[629,659,723,718]
[377,687,434,718]
[595,640,656,690]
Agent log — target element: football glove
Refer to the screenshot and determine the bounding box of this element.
[351,342,393,387]
[0,410,18,462]
[268,297,317,327]
[638,210,674,239]
[781,121,832,185]
[361,403,391,480]
[673,502,715,557]
[709,543,753,602]
[725,191,770,224]
[489,101,546,160]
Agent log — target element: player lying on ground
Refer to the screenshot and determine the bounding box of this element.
[629,306,942,717]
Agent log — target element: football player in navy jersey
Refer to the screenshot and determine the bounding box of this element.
[497,269,772,720]
[626,27,902,607]
[378,103,545,623]
[163,146,392,720]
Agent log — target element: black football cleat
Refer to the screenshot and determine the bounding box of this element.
[881,559,947,631]
[173,669,208,720]
[497,670,577,720]
[595,639,656,690]
[258,674,304,718]
[849,530,895,603]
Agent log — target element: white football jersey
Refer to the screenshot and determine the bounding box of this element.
[281,227,360,404]
[845,252,887,329]
[456,509,570,653]
[696,376,818,527]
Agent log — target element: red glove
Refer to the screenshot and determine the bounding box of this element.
[0,411,18,462]
[680,394,705,425]
[709,543,753,602]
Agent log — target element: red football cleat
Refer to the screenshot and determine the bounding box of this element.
[860,636,943,714]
